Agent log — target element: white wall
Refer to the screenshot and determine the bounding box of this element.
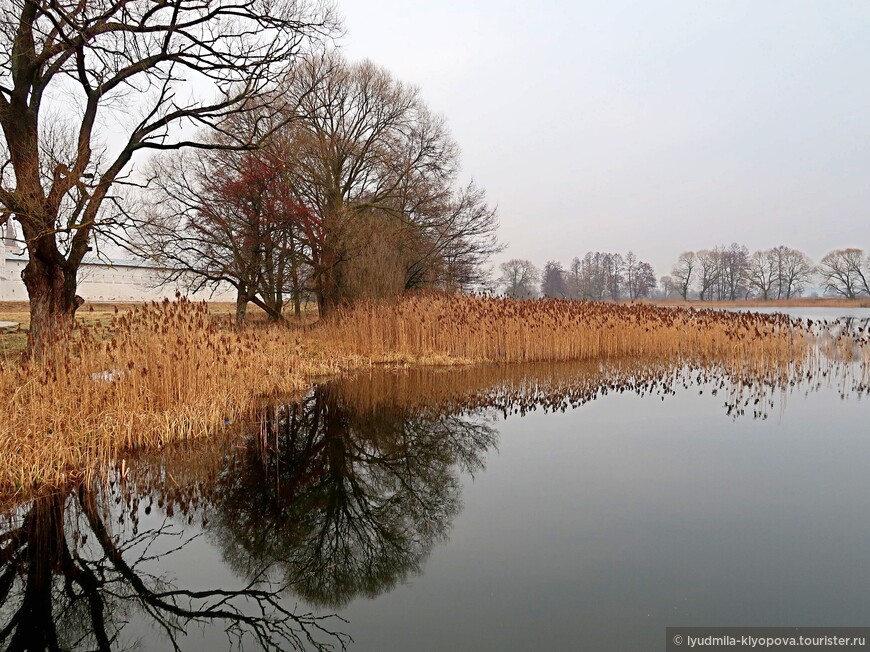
[0,255,236,302]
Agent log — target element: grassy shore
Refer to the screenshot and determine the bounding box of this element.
[0,294,863,498]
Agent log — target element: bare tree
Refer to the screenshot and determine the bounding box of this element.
[772,245,814,299]
[402,181,502,293]
[566,251,634,300]
[142,140,311,326]
[819,248,870,298]
[277,51,498,315]
[0,0,336,348]
[718,243,750,300]
[747,249,778,300]
[623,251,656,300]
[576,252,608,300]
[498,259,539,299]
[692,244,813,301]
[541,260,567,298]
[0,0,335,352]
[604,253,624,300]
[566,256,583,299]
[670,251,696,300]
[695,249,720,301]
[626,259,656,299]
[659,275,679,298]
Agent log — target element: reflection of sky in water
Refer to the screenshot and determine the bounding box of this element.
[715,306,870,322]
[343,383,870,651]
[1,352,867,651]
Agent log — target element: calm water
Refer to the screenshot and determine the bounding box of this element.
[718,306,870,321]
[1,314,868,651]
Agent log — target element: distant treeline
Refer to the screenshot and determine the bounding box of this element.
[499,246,870,300]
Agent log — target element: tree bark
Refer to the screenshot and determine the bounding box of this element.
[314,245,351,320]
[290,262,302,317]
[249,294,285,323]
[235,286,249,329]
[293,290,302,317]
[21,252,78,353]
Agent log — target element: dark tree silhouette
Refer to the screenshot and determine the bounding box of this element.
[204,382,496,608]
[541,260,567,298]
[0,485,350,651]
[0,0,336,349]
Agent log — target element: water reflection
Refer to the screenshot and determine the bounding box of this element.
[0,345,867,650]
[0,379,499,650]
[205,384,497,608]
[0,486,351,651]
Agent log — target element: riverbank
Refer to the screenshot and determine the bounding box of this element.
[0,298,473,497]
[0,294,854,499]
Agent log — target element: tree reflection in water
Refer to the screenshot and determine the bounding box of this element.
[0,483,352,651]
[0,377,499,650]
[208,382,497,608]
[0,349,866,650]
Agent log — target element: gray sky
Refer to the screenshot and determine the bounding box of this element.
[338,0,870,277]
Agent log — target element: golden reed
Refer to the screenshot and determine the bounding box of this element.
[315,294,823,367]
[0,299,358,495]
[1,294,865,497]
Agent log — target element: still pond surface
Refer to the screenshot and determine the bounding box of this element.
[1,309,868,651]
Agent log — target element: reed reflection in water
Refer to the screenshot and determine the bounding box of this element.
[0,344,867,651]
[0,372,502,651]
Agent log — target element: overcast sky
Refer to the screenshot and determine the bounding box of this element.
[337,0,870,277]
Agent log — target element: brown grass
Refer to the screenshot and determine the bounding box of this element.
[314,294,818,368]
[0,293,864,499]
[0,300,319,357]
[0,299,358,494]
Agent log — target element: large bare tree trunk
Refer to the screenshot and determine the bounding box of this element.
[316,269,341,319]
[235,285,249,329]
[314,242,350,320]
[21,252,79,353]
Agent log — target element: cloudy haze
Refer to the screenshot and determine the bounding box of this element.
[338,0,870,276]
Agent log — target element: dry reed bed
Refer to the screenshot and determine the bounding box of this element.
[316,294,826,369]
[1,294,865,498]
[651,297,870,309]
[0,299,360,495]
[83,348,870,521]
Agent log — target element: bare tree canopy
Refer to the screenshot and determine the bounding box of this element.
[141,137,311,326]
[623,251,656,300]
[818,248,870,299]
[276,50,500,315]
[670,251,696,301]
[140,50,500,321]
[498,259,539,299]
[0,0,337,347]
[747,249,778,301]
[540,260,566,298]
[553,251,656,300]
[669,244,811,301]
[747,246,815,300]
[774,246,815,299]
